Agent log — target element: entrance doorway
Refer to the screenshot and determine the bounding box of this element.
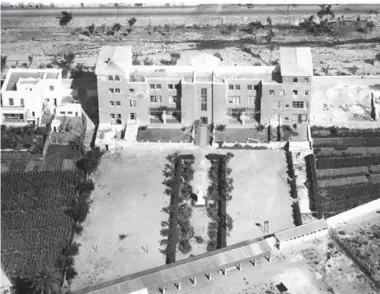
[200,117,208,125]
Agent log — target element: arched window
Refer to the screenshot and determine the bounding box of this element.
[293,77,298,83]
[304,77,309,83]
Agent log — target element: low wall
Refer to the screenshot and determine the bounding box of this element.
[279,229,328,249]
[288,141,311,151]
[326,198,380,227]
[214,141,286,150]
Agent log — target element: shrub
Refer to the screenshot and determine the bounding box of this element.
[215,124,226,132]
[128,17,137,27]
[112,22,122,32]
[143,57,154,65]
[139,125,147,131]
[338,230,346,235]
[214,52,223,61]
[119,234,127,240]
[256,124,265,132]
[106,30,115,36]
[195,236,204,244]
[207,240,217,251]
[178,239,192,254]
[62,241,81,257]
[73,223,83,235]
[65,266,78,281]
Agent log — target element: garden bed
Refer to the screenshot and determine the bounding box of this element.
[311,126,380,138]
[215,127,268,143]
[137,127,192,143]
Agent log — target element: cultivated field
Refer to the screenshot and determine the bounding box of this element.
[307,127,380,218]
[70,144,197,291]
[227,150,294,244]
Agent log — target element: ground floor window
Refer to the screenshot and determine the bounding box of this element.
[200,117,208,125]
[292,114,308,123]
[130,113,136,120]
[4,113,24,120]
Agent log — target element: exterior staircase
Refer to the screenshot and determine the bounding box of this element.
[124,123,138,143]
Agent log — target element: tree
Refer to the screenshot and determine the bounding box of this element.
[53,51,75,78]
[1,55,7,71]
[87,23,95,34]
[57,11,73,26]
[31,267,62,294]
[317,4,335,21]
[28,55,33,66]
[128,17,137,27]
[265,28,275,63]
[112,22,122,32]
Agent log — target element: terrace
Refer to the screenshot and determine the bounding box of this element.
[137,127,192,143]
[5,71,44,91]
[215,127,268,144]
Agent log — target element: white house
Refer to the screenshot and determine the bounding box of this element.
[0,68,64,126]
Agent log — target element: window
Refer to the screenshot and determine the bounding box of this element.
[150,95,162,103]
[247,85,253,90]
[32,111,35,117]
[46,98,50,102]
[129,100,137,107]
[201,117,208,124]
[109,88,114,93]
[115,76,120,81]
[110,113,115,119]
[129,88,134,94]
[229,85,234,90]
[247,96,255,104]
[60,111,65,115]
[228,96,240,104]
[254,85,258,90]
[68,111,73,115]
[168,84,173,89]
[110,101,115,106]
[75,112,78,116]
[109,76,113,81]
[304,90,309,95]
[54,98,57,106]
[273,101,282,109]
[293,90,298,96]
[116,101,121,106]
[9,98,14,105]
[292,101,307,108]
[279,90,284,96]
[201,88,207,111]
[304,78,309,83]
[156,84,161,89]
[115,88,120,93]
[50,85,54,91]
[269,90,275,95]
[235,85,241,90]
[130,113,136,120]
[150,84,155,89]
[21,98,24,106]
[169,96,177,104]
[293,78,298,83]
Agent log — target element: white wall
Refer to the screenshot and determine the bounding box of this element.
[327,199,380,227]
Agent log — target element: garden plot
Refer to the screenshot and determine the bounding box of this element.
[71,145,195,291]
[227,150,294,245]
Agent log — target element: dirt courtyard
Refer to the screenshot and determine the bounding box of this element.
[71,144,198,291]
[227,150,294,244]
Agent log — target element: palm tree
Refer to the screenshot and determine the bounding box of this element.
[31,267,62,294]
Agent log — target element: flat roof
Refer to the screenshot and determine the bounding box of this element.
[46,72,59,79]
[5,71,44,91]
[72,237,271,294]
[275,220,328,242]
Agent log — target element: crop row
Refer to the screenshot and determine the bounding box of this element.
[318,175,368,188]
[316,166,368,179]
[316,156,380,169]
[319,183,380,199]
[370,165,380,174]
[313,137,380,148]
[314,147,380,158]
[311,127,380,138]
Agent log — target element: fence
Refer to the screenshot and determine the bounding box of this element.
[326,199,380,227]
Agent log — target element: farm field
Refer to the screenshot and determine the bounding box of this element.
[1,170,81,280]
[307,127,380,218]
[227,150,294,244]
[332,210,380,288]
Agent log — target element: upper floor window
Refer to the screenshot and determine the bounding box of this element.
[273,101,282,109]
[156,84,161,89]
[247,85,253,90]
[129,99,137,107]
[235,85,241,90]
[115,76,120,81]
[9,98,14,105]
[109,76,113,81]
[109,88,114,93]
[293,78,298,83]
[50,85,54,91]
[150,95,162,103]
[116,101,121,106]
[254,85,258,90]
[292,101,307,108]
[150,84,155,89]
[293,90,298,96]
[169,96,177,104]
[60,111,65,114]
[201,96,207,111]
[279,90,285,96]
[229,85,234,90]
[228,96,240,104]
[110,113,115,118]
[68,111,73,115]
[115,88,120,93]
[110,101,115,106]
[21,98,25,106]
[201,88,207,97]
[129,88,135,94]
[269,90,275,95]
[304,90,309,95]
[247,96,255,104]
[304,78,309,83]
[168,84,173,89]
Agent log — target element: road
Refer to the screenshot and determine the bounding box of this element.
[1,4,380,17]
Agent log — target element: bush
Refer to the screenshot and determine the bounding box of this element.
[65,266,78,281]
[73,223,83,235]
[106,30,115,36]
[143,57,154,65]
[215,124,226,132]
[112,22,122,32]
[195,236,204,244]
[178,239,192,254]
[139,125,147,131]
[62,241,81,257]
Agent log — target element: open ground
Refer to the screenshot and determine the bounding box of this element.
[71,143,295,291]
